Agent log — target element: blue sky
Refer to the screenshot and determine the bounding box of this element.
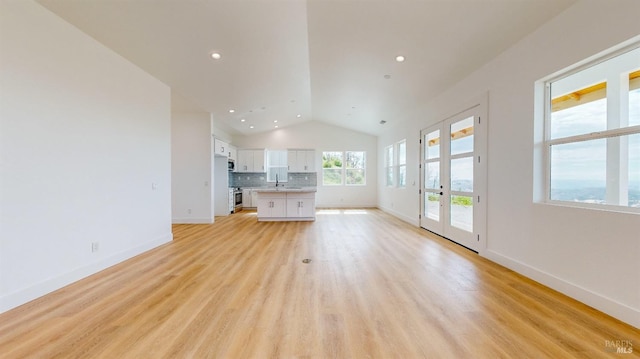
[550,88,640,189]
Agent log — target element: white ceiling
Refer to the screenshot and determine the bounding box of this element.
[36,0,576,136]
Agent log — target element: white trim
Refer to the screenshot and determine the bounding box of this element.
[483,249,640,329]
[0,233,173,314]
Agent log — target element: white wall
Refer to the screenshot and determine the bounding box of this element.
[378,0,640,327]
[232,121,378,207]
[0,1,172,313]
[171,112,214,223]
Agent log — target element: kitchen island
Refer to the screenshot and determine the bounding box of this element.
[255,187,316,221]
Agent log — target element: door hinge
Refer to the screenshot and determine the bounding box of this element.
[478,155,481,163]
[477,195,480,203]
[477,234,480,241]
[419,214,421,219]
[478,116,481,124]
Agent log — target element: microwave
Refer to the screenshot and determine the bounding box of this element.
[228,160,235,171]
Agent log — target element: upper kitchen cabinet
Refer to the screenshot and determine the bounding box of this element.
[237,149,266,173]
[214,138,229,158]
[287,149,316,173]
[228,145,237,162]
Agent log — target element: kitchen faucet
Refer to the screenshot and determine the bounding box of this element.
[275,173,279,187]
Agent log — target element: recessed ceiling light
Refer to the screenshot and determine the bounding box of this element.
[229,109,235,113]
[395,55,405,62]
[249,125,254,129]
[275,125,279,128]
[296,114,301,118]
[273,120,278,123]
[240,119,245,122]
[211,53,221,60]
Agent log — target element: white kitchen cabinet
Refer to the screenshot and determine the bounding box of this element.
[214,139,229,157]
[257,193,286,218]
[252,150,265,172]
[242,188,259,208]
[286,192,315,218]
[287,149,315,173]
[237,150,250,172]
[237,149,265,172]
[242,188,252,208]
[251,190,258,207]
[228,145,237,162]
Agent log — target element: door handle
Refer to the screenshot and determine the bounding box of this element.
[440,192,443,195]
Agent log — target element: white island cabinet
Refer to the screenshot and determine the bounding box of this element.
[256,192,286,218]
[256,188,316,221]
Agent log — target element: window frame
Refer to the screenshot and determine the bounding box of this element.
[321,151,344,186]
[385,145,394,187]
[266,149,288,183]
[539,41,640,213]
[397,140,407,188]
[345,151,367,186]
[321,150,367,186]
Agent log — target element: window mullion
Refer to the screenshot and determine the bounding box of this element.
[547,125,640,146]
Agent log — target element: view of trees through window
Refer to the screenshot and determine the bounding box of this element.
[322,151,366,185]
[346,151,365,185]
[322,151,343,185]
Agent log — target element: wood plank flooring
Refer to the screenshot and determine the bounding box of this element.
[0,209,638,358]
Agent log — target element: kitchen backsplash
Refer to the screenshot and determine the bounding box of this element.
[231,172,317,188]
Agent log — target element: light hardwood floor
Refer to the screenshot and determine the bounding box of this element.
[0,209,638,358]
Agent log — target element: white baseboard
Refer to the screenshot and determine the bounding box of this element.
[378,205,418,226]
[484,249,639,329]
[172,217,214,224]
[0,233,173,314]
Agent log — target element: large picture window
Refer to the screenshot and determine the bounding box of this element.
[542,45,640,211]
[322,151,366,186]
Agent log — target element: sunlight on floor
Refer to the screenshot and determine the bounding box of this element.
[316,209,369,215]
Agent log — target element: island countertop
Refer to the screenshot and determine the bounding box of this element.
[253,186,317,193]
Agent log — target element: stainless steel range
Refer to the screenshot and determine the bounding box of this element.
[229,187,242,213]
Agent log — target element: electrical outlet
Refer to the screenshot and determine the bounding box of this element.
[91,242,99,253]
[187,209,192,214]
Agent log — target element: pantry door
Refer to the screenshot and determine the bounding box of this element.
[420,107,482,251]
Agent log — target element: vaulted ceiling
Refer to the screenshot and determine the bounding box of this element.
[36,0,576,136]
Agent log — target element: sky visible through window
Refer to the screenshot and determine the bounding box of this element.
[550,88,640,207]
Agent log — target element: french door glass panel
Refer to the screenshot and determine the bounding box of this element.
[421,110,477,250]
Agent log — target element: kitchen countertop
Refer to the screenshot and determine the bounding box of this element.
[254,186,317,193]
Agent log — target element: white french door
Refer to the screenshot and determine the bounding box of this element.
[420,106,483,251]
